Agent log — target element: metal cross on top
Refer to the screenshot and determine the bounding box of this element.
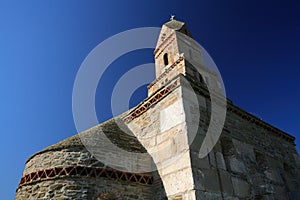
[170,15,175,21]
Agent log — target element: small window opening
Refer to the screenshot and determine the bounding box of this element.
[163,53,169,66]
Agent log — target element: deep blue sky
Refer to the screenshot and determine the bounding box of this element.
[1,0,299,199]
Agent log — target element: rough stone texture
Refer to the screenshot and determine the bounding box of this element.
[16,178,153,200]
[16,19,300,200]
[128,77,196,199]
[231,177,250,198]
[16,120,164,200]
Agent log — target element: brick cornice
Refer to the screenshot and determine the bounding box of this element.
[124,77,181,123]
[18,166,153,189]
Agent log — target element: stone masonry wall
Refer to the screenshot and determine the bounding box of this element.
[126,73,300,199]
[128,76,199,199]
[16,76,299,200]
[23,148,102,175]
[15,177,153,200]
[16,142,156,200]
[188,78,300,200]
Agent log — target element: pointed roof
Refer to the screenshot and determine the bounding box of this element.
[163,19,193,37]
[164,19,185,30]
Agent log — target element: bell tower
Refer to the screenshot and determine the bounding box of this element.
[148,18,194,96]
[124,17,224,200]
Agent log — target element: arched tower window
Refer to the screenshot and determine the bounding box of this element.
[163,53,169,66]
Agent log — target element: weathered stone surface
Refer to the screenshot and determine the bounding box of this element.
[215,152,226,170]
[190,151,210,169]
[264,169,283,184]
[219,170,233,195]
[231,177,250,198]
[228,157,247,174]
[160,99,185,132]
[195,191,222,200]
[193,168,220,192]
[232,139,255,162]
[15,178,153,200]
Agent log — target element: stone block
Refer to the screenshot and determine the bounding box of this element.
[190,151,210,169]
[219,170,233,195]
[195,190,222,200]
[256,183,275,196]
[232,139,255,162]
[264,169,283,184]
[223,195,239,200]
[162,168,194,197]
[159,151,191,176]
[229,157,246,174]
[215,152,226,170]
[173,129,189,153]
[231,177,250,198]
[208,151,217,168]
[160,99,185,133]
[193,169,220,192]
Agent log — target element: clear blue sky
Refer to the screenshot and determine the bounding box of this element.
[1,0,299,199]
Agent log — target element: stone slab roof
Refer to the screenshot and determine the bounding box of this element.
[26,117,146,163]
[164,19,185,30]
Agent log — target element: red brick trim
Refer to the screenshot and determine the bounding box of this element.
[124,78,180,123]
[18,166,153,187]
[148,56,184,90]
[154,32,175,57]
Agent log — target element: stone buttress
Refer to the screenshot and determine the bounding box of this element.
[123,19,300,200]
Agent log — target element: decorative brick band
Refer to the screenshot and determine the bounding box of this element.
[148,56,183,90]
[18,166,153,187]
[124,78,180,123]
[155,37,176,59]
[153,32,175,57]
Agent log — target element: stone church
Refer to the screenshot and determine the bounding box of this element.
[15,19,300,200]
